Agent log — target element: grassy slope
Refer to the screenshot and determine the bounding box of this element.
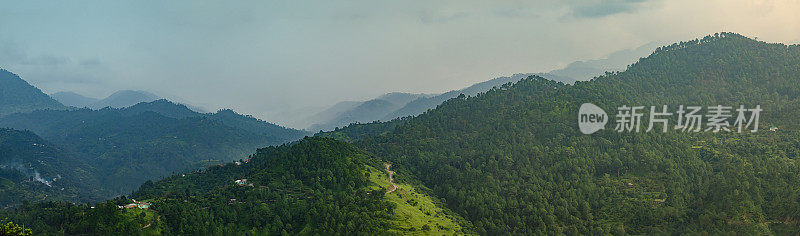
[121,208,162,235]
[366,165,470,235]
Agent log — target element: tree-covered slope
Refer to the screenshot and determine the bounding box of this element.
[0,129,105,206]
[0,69,66,117]
[328,33,800,234]
[2,137,398,235]
[0,100,309,197]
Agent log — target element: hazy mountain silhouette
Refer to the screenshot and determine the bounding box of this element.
[51,91,100,108]
[0,71,310,200]
[89,90,159,109]
[0,69,66,117]
[307,92,428,131]
[538,41,661,83]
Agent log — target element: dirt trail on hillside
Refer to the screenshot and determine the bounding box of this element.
[385,163,398,193]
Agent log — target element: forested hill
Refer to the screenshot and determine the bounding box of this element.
[325,33,800,234]
[128,137,393,234]
[0,129,105,206]
[2,137,396,234]
[0,69,66,117]
[587,32,800,127]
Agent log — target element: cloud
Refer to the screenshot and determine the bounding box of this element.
[0,41,70,66]
[569,0,654,18]
[80,58,103,68]
[493,7,540,19]
[419,11,471,24]
[0,40,109,95]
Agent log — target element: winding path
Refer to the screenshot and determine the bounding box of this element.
[385,163,398,193]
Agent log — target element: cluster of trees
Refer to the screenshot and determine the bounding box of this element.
[0,221,32,236]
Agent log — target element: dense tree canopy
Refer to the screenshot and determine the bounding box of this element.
[2,137,396,235]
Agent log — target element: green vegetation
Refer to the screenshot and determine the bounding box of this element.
[0,99,309,204]
[2,137,396,235]
[0,129,105,206]
[0,198,156,235]
[0,221,32,236]
[329,33,800,234]
[366,165,470,235]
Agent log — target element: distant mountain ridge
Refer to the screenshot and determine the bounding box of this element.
[0,69,66,117]
[0,72,310,203]
[305,43,656,131]
[307,92,429,131]
[90,90,159,109]
[50,91,99,108]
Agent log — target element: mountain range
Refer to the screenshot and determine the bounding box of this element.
[5,33,800,235]
[51,90,161,110]
[305,42,657,131]
[0,72,310,206]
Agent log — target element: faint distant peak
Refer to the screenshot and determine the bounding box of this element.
[90,90,160,109]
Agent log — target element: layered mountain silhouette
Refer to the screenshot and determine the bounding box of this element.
[6,33,800,235]
[307,93,428,131]
[50,91,99,108]
[305,43,657,131]
[52,90,160,109]
[0,71,310,205]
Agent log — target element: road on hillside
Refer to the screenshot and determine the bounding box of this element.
[385,163,398,193]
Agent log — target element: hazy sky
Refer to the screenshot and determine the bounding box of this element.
[1,0,799,128]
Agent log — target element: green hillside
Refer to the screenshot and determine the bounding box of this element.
[0,129,106,206]
[0,98,308,201]
[2,138,389,234]
[329,33,800,234]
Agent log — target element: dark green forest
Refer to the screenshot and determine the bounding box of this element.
[0,129,104,206]
[0,98,308,205]
[4,33,800,235]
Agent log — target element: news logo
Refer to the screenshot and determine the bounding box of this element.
[578,103,608,134]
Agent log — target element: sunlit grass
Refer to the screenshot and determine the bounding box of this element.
[366,165,468,235]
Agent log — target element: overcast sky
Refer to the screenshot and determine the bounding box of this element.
[1,0,799,128]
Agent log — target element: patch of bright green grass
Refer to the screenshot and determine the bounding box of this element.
[366,165,470,235]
